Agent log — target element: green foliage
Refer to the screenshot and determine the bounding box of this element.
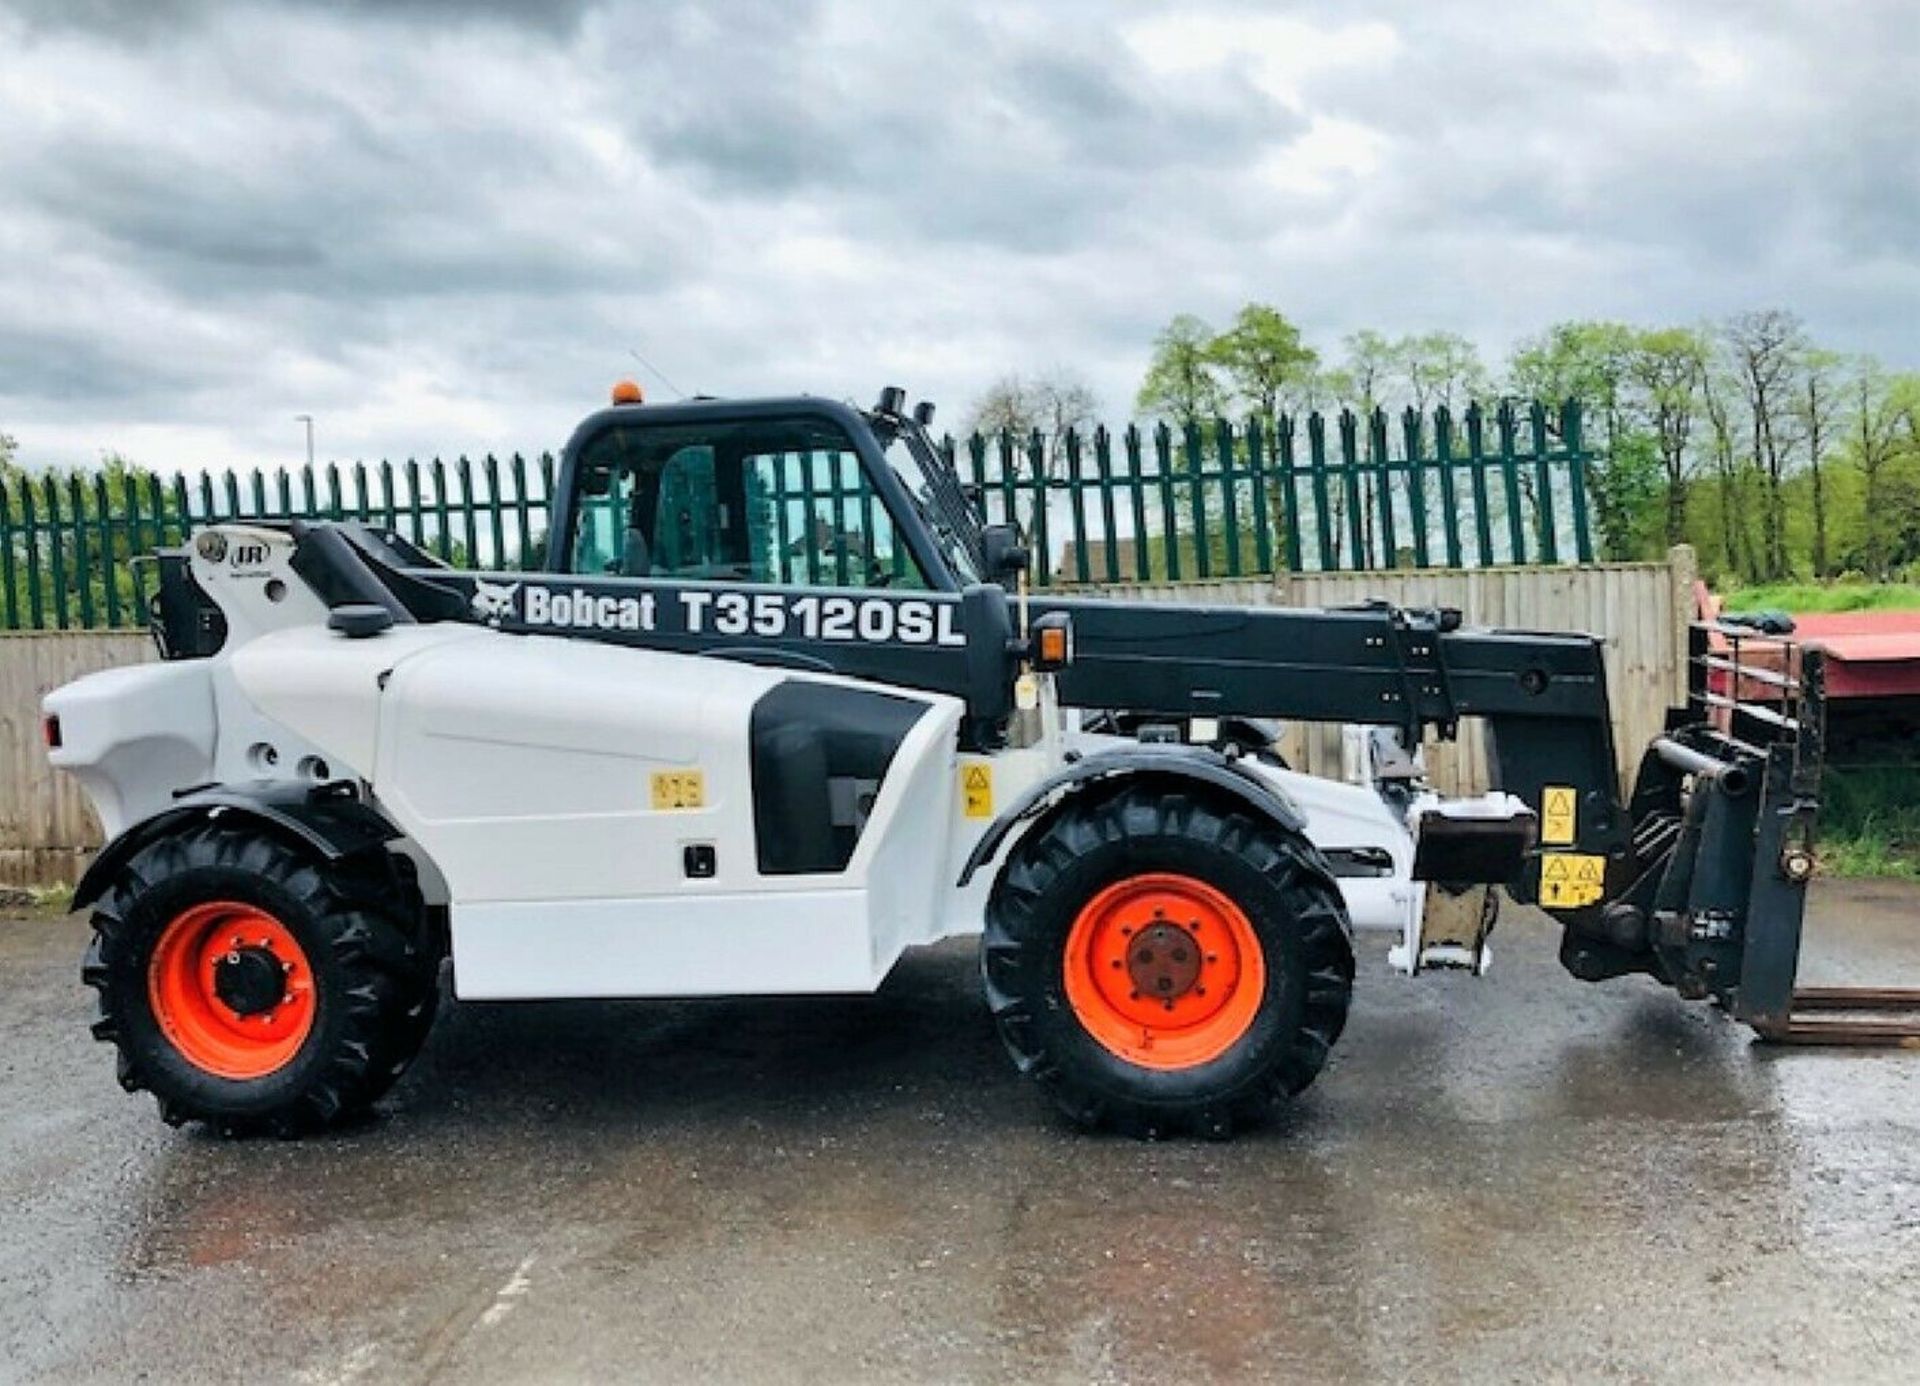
[1722,582,1920,613]
[2,452,190,628]
[1207,304,1316,418]
[1136,315,1227,426]
[1820,768,1920,881]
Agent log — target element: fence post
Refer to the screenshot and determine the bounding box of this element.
[1063,428,1090,585]
[1025,430,1050,586]
[964,434,989,525]
[1337,411,1365,569]
[20,480,45,629]
[1465,403,1494,567]
[482,457,505,569]
[430,459,453,561]
[168,475,189,544]
[1154,423,1181,582]
[1183,421,1210,579]
[1092,427,1121,585]
[93,473,121,628]
[1667,543,1699,700]
[1215,419,1242,577]
[1433,406,1461,569]
[44,477,70,630]
[1123,425,1151,582]
[458,457,480,564]
[1564,400,1596,563]
[0,478,19,631]
[1277,413,1302,572]
[1529,400,1559,565]
[1401,408,1430,569]
[1496,401,1526,564]
[1306,412,1334,571]
[1370,408,1397,570]
[1246,414,1274,575]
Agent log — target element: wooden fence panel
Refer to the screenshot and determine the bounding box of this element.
[0,630,154,885]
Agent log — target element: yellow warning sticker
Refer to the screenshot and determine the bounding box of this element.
[1541,785,1578,846]
[1539,852,1606,908]
[961,761,993,819]
[650,769,706,811]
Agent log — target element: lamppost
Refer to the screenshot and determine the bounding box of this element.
[295,415,314,470]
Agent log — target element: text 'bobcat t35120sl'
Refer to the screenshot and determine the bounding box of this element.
[43,385,1907,1139]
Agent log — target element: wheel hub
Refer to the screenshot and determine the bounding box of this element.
[212,945,288,1017]
[1061,872,1267,1071]
[1127,922,1203,1004]
[148,901,316,1080]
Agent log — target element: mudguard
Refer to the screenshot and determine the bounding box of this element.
[957,745,1308,887]
[72,781,401,909]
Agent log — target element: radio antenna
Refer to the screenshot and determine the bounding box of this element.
[627,347,686,400]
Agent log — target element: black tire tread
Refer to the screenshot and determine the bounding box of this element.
[84,821,439,1137]
[982,782,1354,1139]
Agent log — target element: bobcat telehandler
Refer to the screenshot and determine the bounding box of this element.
[41,386,1911,1139]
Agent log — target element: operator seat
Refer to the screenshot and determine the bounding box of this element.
[621,527,652,577]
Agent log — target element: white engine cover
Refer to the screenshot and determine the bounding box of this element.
[245,628,969,1000]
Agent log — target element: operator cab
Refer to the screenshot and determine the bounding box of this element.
[550,386,991,594]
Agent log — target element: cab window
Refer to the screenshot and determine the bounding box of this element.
[568,418,927,589]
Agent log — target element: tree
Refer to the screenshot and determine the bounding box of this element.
[1698,361,1758,581]
[1337,330,1400,415]
[1629,327,1710,548]
[1506,321,1655,559]
[1136,315,1226,426]
[963,369,1099,538]
[1400,332,1490,413]
[1724,309,1808,581]
[1793,348,1845,578]
[1848,363,1920,580]
[1209,304,1317,419]
[963,373,1042,441]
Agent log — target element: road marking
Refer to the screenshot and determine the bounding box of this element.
[479,1254,537,1329]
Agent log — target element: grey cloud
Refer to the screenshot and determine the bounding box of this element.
[0,0,1915,471]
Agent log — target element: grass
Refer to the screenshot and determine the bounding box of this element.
[0,883,74,917]
[1722,582,1920,615]
[1820,767,1920,880]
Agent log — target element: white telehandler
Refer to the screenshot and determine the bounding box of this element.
[42,387,1870,1139]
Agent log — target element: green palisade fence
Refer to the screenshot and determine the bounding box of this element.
[1,402,1594,630]
[954,399,1592,585]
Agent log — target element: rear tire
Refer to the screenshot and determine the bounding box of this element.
[82,822,440,1136]
[982,783,1353,1139]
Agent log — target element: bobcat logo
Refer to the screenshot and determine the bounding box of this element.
[469,578,522,627]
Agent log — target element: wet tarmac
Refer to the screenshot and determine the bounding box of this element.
[4,879,1919,1384]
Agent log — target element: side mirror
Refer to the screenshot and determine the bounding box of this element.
[980,524,1030,584]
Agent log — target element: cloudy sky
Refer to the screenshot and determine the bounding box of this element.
[2,0,1916,473]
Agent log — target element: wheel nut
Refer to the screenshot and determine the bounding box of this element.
[225,951,241,965]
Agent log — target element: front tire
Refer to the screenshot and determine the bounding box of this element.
[82,823,439,1136]
[982,783,1353,1138]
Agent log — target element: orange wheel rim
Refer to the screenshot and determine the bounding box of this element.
[148,901,315,1080]
[1063,872,1265,1071]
